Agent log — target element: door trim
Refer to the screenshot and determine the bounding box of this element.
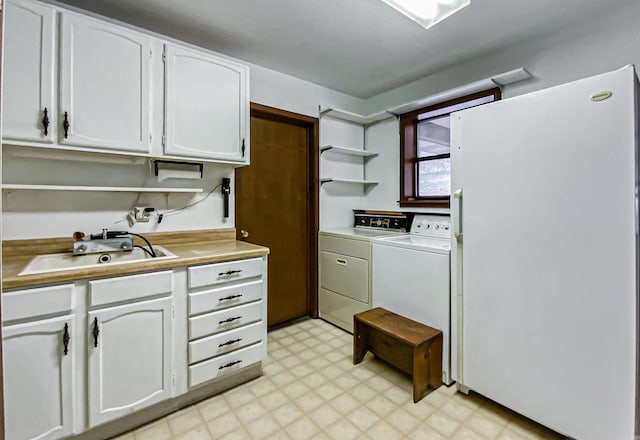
[249,103,319,319]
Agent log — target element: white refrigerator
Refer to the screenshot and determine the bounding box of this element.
[450,66,638,440]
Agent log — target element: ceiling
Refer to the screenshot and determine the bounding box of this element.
[57,0,631,98]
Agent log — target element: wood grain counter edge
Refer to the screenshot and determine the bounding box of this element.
[2,229,270,290]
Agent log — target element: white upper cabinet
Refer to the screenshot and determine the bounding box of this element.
[2,0,56,143]
[3,315,74,440]
[164,44,249,163]
[59,12,151,153]
[87,297,173,427]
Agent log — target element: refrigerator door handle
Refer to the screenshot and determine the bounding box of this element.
[453,189,463,241]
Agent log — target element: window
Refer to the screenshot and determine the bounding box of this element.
[399,88,501,207]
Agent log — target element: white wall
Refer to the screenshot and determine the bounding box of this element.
[250,64,364,118]
[319,118,367,229]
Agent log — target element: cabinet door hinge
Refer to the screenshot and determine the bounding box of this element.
[150,48,152,59]
[172,373,176,388]
[162,53,166,63]
[162,134,166,147]
[241,138,245,157]
[171,305,175,319]
[149,132,152,143]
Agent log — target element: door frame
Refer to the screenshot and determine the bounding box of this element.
[249,103,319,319]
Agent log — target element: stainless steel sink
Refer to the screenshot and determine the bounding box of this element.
[18,246,177,276]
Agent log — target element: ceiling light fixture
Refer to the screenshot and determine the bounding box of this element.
[381,0,470,30]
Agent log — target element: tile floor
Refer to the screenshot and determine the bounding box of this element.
[115,318,564,440]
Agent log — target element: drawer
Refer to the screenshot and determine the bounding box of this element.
[188,258,263,289]
[3,284,74,322]
[188,280,262,316]
[89,271,173,307]
[319,234,371,259]
[189,321,263,364]
[320,251,369,303]
[189,342,264,388]
[189,301,263,340]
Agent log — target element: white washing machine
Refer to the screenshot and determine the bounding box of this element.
[319,211,410,333]
[372,214,452,384]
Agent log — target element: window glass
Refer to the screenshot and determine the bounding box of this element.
[417,158,451,197]
[417,115,450,158]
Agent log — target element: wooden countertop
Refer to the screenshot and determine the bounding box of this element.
[2,229,269,290]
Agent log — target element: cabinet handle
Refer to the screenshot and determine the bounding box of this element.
[241,138,246,157]
[92,317,99,348]
[63,323,70,356]
[63,112,70,139]
[218,269,242,277]
[42,107,50,136]
[218,316,241,325]
[336,258,347,265]
[219,360,242,370]
[218,294,243,302]
[218,338,242,348]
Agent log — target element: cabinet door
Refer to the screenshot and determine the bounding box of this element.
[88,297,172,427]
[3,315,74,440]
[59,13,151,153]
[2,0,55,143]
[164,44,249,162]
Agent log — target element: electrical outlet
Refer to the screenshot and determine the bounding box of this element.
[134,206,152,223]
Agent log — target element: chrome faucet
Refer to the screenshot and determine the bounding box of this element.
[72,229,134,256]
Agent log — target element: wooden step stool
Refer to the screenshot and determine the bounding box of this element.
[353,307,442,402]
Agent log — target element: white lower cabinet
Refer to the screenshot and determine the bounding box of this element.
[3,315,74,440]
[88,296,173,427]
[2,256,267,439]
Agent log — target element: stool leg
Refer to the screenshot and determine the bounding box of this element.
[429,334,443,390]
[353,319,368,364]
[412,343,430,402]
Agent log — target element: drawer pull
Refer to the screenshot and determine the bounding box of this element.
[62,323,70,356]
[219,316,242,325]
[218,338,242,348]
[219,294,243,302]
[219,360,242,370]
[218,269,243,277]
[336,258,347,265]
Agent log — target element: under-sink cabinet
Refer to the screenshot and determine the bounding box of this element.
[87,271,174,427]
[1,255,268,440]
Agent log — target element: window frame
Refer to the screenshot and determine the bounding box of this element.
[399,87,502,208]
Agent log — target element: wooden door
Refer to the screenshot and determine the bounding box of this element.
[235,104,318,327]
[2,0,55,144]
[164,44,248,162]
[59,12,151,153]
[3,316,74,440]
[88,297,172,427]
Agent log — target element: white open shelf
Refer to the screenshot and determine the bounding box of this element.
[1,184,204,193]
[320,145,379,158]
[320,178,378,186]
[319,108,394,125]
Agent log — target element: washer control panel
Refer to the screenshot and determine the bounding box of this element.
[411,214,451,238]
